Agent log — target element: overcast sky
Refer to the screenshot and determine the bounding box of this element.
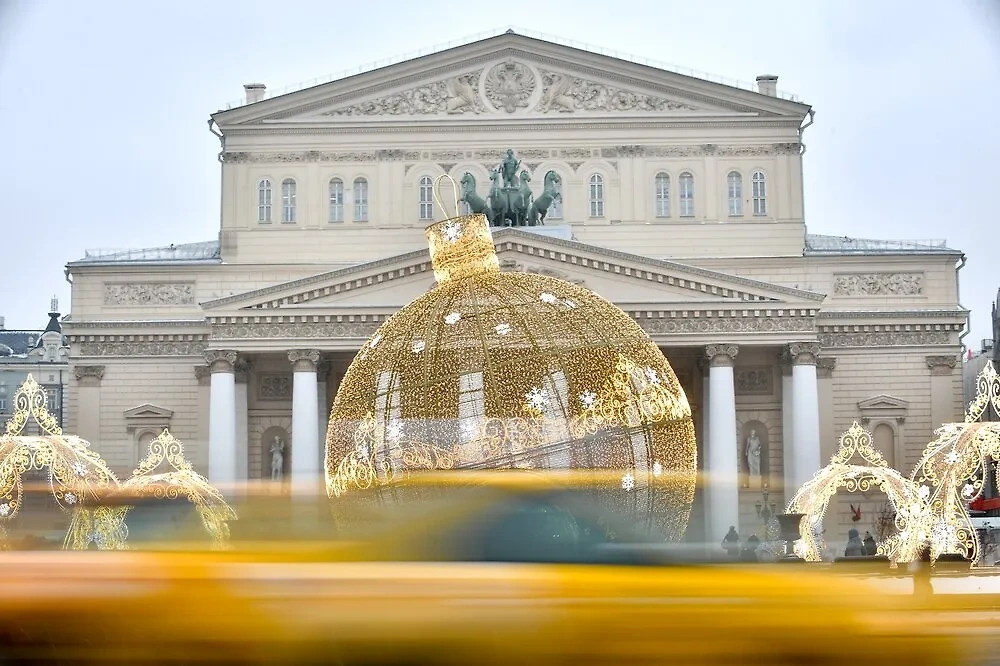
[1,0,997,346]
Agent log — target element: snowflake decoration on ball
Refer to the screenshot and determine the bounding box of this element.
[386,421,403,442]
[495,322,511,336]
[444,312,462,325]
[0,503,9,517]
[442,221,462,243]
[652,461,663,477]
[578,391,597,409]
[918,485,931,501]
[411,340,426,353]
[526,387,550,410]
[73,462,88,477]
[945,449,960,465]
[621,473,636,491]
[539,292,558,304]
[644,367,661,385]
[64,493,77,506]
[962,483,976,500]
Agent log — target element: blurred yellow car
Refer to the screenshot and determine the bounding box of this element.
[0,473,986,665]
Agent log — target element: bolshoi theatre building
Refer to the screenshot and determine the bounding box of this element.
[62,31,967,542]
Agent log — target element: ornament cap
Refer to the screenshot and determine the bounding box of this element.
[425,213,499,283]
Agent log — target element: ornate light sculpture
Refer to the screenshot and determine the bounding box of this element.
[911,361,1000,564]
[326,179,697,539]
[0,375,119,547]
[787,421,925,563]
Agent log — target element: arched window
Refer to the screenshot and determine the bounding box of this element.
[589,174,604,218]
[727,171,743,216]
[419,176,434,220]
[654,172,670,217]
[353,177,369,222]
[752,170,767,216]
[257,179,272,223]
[328,178,344,223]
[281,178,296,223]
[679,172,695,217]
[548,173,564,220]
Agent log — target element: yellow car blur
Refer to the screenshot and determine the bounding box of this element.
[0,473,985,665]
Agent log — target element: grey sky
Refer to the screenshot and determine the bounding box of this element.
[1,0,997,346]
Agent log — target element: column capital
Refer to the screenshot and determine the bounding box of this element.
[779,350,793,376]
[205,350,238,373]
[788,342,821,366]
[705,344,738,367]
[194,365,211,385]
[235,358,253,384]
[926,355,958,375]
[288,349,321,372]
[816,357,837,378]
[73,365,105,386]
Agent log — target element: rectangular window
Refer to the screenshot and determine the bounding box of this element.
[679,175,694,217]
[354,180,369,222]
[329,181,344,222]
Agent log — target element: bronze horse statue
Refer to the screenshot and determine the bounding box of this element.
[526,171,561,226]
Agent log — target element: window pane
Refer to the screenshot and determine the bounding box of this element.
[655,173,670,217]
[679,173,694,217]
[752,171,767,216]
[281,179,296,223]
[257,179,272,223]
[329,179,344,222]
[354,179,369,221]
[419,176,434,220]
[589,174,604,218]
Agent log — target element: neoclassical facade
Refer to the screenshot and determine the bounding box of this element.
[63,32,967,542]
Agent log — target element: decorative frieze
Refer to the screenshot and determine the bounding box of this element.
[104,282,195,306]
[79,340,208,357]
[258,374,292,399]
[705,344,738,367]
[818,331,951,348]
[735,367,773,395]
[537,70,696,113]
[325,72,485,116]
[926,355,958,375]
[212,321,380,340]
[73,365,105,385]
[638,316,815,336]
[832,273,923,296]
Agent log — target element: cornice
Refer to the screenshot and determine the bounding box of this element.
[63,319,209,330]
[225,119,800,135]
[816,309,968,320]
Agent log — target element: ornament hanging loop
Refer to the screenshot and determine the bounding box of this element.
[433,174,462,220]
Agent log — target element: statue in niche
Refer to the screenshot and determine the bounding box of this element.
[745,429,762,482]
[270,436,285,481]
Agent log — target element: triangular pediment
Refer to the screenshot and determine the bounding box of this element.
[213,32,808,126]
[202,230,824,313]
[123,404,174,420]
[857,394,910,411]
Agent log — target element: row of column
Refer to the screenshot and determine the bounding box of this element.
[702,342,822,541]
[205,348,323,494]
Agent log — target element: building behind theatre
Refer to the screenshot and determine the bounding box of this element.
[62,31,968,543]
[0,300,70,430]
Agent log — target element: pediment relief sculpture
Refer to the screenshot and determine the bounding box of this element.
[321,59,700,117]
[499,258,585,286]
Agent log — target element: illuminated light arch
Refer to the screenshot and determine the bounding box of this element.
[786,421,925,563]
[911,361,1000,565]
[0,375,119,548]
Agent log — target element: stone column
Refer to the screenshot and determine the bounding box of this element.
[73,365,105,446]
[235,359,251,482]
[780,351,794,501]
[289,349,321,494]
[317,360,332,465]
[789,343,822,492]
[816,357,837,464]
[194,365,211,472]
[705,344,739,542]
[206,350,238,488]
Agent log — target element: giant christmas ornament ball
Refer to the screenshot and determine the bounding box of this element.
[325,211,697,538]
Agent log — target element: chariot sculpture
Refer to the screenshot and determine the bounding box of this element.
[459,149,561,227]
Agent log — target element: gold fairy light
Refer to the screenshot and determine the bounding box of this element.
[787,421,925,563]
[326,177,697,539]
[0,376,119,532]
[911,361,1000,565]
[117,429,237,548]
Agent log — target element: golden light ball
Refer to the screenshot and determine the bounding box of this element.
[325,212,697,539]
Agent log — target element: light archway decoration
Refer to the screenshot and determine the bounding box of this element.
[787,421,926,563]
[0,375,119,548]
[911,361,1000,564]
[116,429,237,548]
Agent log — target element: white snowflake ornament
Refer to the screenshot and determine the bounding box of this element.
[73,462,88,477]
[621,473,636,491]
[495,322,511,336]
[444,312,461,325]
[578,391,597,409]
[962,483,976,500]
[652,461,663,477]
[918,485,931,501]
[945,449,960,465]
[0,503,9,517]
[64,493,77,506]
[411,340,426,353]
[442,221,462,242]
[526,387,550,410]
[386,421,403,442]
[644,367,661,385]
[539,292,558,304]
